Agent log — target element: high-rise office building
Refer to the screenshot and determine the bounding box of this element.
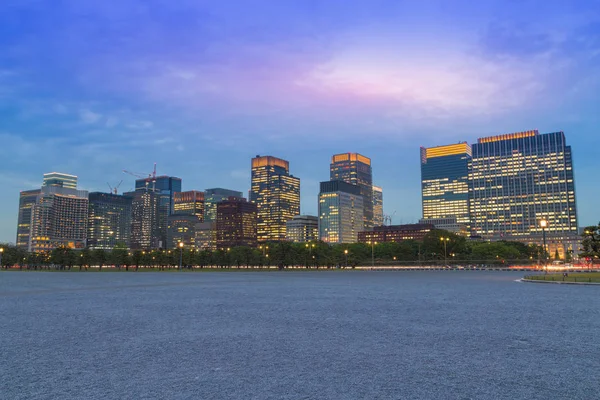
[43,172,78,189]
[373,186,384,226]
[167,214,200,249]
[216,197,257,248]
[124,190,160,250]
[16,189,41,249]
[420,143,472,228]
[286,215,319,243]
[318,180,364,244]
[250,155,300,242]
[470,130,578,257]
[330,153,373,229]
[87,192,133,250]
[204,188,243,223]
[195,222,217,251]
[29,185,89,252]
[135,175,182,248]
[173,190,204,220]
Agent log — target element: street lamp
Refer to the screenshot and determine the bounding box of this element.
[0,248,3,269]
[440,237,450,265]
[178,242,184,270]
[540,219,548,271]
[344,249,348,268]
[369,241,378,268]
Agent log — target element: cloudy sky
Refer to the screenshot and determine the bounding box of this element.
[1,0,599,242]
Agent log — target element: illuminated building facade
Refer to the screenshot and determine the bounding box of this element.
[124,190,160,250]
[195,222,217,251]
[173,190,204,220]
[29,185,89,253]
[470,130,578,257]
[43,172,78,189]
[358,224,434,244]
[373,185,383,226]
[286,215,318,243]
[330,153,373,228]
[167,214,200,249]
[87,192,132,250]
[216,197,257,248]
[250,155,300,242]
[418,217,468,236]
[204,188,243,222]
[16,189,41,249]
[420,143,471,229]
[318,180,364,244]
[135,175,182,248]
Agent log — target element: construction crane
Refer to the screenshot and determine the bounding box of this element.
[123,163,157,192]
[107,180,123,195]
[383,210,397,226]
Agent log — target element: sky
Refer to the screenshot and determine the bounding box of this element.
[1,0,599,243]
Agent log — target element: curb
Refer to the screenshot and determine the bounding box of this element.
[520,278,600,286]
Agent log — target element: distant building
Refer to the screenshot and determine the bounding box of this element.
[250,155,300,242]
[204,188,243,223]
[195,222,217,251]
[87,192,132,250]
[16,189,41,250]
[373,186,383,226]
[470,130,579,258]
[418,217,468,236]
[29,185,89,252]
[173,190,204,220]
[135,175,182,248]
[330,153,373,229]
[318,180,364,244]
[216,197,258,248]
[420,143,471,229]
[42,172,78,189]
[124,190,160,250]
[358,224,434,244]
[167,214,201,249]
[286,215,318,243]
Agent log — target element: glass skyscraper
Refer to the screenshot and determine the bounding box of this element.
[250,155,300,242]
[87,192,133,250]
[330,153,373,229]
[16,189,41,249]
[470,130,578,254]
[43,172,78,189]
[372,185,383,226]
[420,143,472,228]
[318,180,364,244]
[204,188,243,223]
[124,189,160,250]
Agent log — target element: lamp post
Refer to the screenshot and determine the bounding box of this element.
[440,237,450,265]
[0,248,3,269]
[370,241,377,268]
[540,219,548,271]
[344,249,348,269]
[178,242,184,270]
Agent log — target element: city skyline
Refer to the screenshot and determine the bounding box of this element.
[1,1,600,243]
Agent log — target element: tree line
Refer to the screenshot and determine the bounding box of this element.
[0,229,555,270]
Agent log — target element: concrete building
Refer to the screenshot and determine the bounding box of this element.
[173,190,204,220]
[195,222,217,251]
[318,180,364,244]
[250,155,300,242]
[167,214,200,249]
[286,215,318,243]
[216,197,258,248]
[358,224,434,244]
[43,172,78,189]
[418,217,468,236]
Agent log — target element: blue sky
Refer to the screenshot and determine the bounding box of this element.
[1,0,599,242]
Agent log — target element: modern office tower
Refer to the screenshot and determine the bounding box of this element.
[216,197,258,248]
[318,180,364,244]
[29,185,89,252]
[124,190,160,250]
[42,172,78,189]
[167,214,200,249]
[204,188,244,222]
[358,223,434,244]
[195,222,217,251]
[286,215,319,243]
[418,217,468,236]
[135,175,182,248]
[87,192,132,250]
[373,186,384,226]
[330,153,373,229]
[250,155,301,242]
[16,189,41,249]
[470,130,578,257]
[420,143,472,230]
[173,191,204,220]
